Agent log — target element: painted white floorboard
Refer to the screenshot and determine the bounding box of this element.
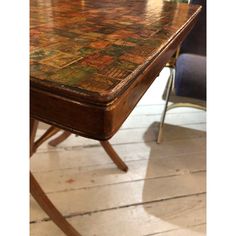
[31,137,206,172]
[31,194,205,236]
[31,171,205,221]
[144,224,206,236]
[32,152,205,193]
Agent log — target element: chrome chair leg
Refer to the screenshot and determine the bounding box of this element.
[157,67,174,144]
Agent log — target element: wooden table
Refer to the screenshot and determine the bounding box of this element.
[30,0,201,235]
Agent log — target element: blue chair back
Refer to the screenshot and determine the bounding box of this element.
[180,0,206,56]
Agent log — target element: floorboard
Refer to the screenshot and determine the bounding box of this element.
[31,194,206,236]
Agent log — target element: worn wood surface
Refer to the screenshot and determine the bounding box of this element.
[30,69,206,235]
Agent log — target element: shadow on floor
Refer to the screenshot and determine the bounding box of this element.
[142,122,206,234]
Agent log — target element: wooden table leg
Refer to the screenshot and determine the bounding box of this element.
[30,118,38,156]
[48,131,72,146]
[48,129,128,172]
[100,141,128,172]
[33,126,61,152]
[30,119,81,236]
[30,172,81,236]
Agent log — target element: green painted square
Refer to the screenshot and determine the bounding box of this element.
[79,47,97,56]
[104,45,132,57]
[30,49,56,61]
[49,65,97,85]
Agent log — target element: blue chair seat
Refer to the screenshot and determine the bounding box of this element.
[175,53,206,101]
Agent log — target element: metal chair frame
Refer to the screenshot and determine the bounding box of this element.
[157,65,206,143]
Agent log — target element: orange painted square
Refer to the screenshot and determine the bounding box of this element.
[90,41,110,49]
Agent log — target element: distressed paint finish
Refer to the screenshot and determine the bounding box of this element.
[30,0,200,102]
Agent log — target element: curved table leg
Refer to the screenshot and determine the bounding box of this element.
[33,126,61,153]
[30,119,82,235]
[100,141,128,172]
[48,131,72,147]
[30,118,38,156]
[48,130,128,172]
[30,172,81,236]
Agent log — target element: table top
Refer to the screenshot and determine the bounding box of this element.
[30,0,201,140]
[30,0,201,104]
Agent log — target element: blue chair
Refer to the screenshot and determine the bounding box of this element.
[157,0,206,143]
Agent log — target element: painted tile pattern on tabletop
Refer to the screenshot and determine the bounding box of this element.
[30,0,199,97]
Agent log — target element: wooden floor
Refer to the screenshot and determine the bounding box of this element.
[30,68,206,236]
